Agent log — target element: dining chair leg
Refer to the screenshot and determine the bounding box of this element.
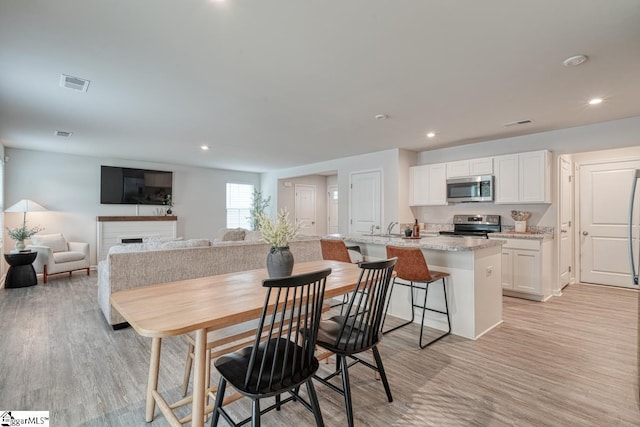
[339,355,355,427]
[275,394,282,410]
[371,345,393,402]
[306,379,325,427]
[251,398,261,427]
[210,376,226,427]
[181,343,194,396]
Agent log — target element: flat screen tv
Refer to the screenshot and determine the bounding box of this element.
[100,166,173,205]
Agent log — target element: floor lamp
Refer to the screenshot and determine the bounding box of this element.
[5,199,48,250]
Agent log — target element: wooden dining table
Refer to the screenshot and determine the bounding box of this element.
[110,259,363,427]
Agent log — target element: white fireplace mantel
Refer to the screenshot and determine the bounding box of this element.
[96,216,177,261]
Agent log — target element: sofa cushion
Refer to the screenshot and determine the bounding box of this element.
[222,228,246,241]
[160,239,211,249]
[244,230,263,242]
[142,236,184,243]
[53,251,86,263]
[31,233,68,253]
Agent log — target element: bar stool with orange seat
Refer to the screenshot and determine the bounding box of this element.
[320,239,352,263]
[382,245,451,349]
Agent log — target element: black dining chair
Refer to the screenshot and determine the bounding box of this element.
[313,258,397,427]
[210,268,331,427]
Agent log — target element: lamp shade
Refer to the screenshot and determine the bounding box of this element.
[5,199,48,213]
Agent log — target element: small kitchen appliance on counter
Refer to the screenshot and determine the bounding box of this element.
[439,214,501,238]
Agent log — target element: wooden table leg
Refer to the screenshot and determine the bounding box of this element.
[192,329,206,427]
[146,337,162,422]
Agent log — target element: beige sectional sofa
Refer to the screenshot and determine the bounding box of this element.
[97,237,323,327]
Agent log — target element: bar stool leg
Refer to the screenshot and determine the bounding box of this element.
[382,279,416,334]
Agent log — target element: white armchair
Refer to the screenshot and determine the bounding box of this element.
[27,233,90,283]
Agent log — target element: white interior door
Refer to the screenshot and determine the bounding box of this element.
[295,184,316,235]
[579,160,640,288]
[350,170,381,234]
[327,185,339,234]
[559,156,573,288]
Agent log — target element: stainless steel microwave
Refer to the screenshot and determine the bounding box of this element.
[446,175,494,203]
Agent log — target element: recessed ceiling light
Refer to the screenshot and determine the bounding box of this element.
[588,97,603,105]
[201,145,210,151]
[426,132,436,138]
[375,114,388,120]
[563,54,588,67]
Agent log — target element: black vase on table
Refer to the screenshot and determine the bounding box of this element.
[266,246,294,278]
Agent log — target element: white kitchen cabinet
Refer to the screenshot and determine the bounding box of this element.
[470,157,494,175]
[446,157,493,179]
[409,163,447,206]
[494,150,551,204]
[490,237,553,301]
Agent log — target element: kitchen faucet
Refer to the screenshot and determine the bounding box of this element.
[386,221,398,235]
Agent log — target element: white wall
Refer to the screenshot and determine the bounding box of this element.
[413,116,640,229]
[417,116,640,165]
[261,149,406,234]
[277,175,328,235]
[3,148,260,265]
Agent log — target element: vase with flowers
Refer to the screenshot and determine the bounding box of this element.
[164,194,174,215]
[256,209,301,277]
[7,224,43,251]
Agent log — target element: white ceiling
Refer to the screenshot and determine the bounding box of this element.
[1,0,639,172]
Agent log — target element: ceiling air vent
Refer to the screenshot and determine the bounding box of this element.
[59,74,90,92]
[55,130,73,137]
[503,119,532,128]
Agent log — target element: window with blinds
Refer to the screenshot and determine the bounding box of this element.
[226,183,254,229]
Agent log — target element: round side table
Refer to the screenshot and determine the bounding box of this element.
[4,251,38,288]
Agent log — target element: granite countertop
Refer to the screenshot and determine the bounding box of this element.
[489,232,553,241]
[329,234,504,252]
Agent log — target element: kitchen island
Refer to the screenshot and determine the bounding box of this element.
[329,234,505,340]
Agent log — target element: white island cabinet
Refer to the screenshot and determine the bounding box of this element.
[340,235,504,340]
[488,234,553,301]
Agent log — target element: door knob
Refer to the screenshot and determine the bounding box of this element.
[582,231,589,236]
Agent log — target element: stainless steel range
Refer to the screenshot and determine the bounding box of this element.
[439,214,501,238]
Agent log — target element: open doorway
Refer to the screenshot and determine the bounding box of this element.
[277,172,338,236]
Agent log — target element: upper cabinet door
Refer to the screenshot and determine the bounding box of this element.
[495,150,551,204]
[409,163,447,206]
[427,163,448,205]
[519,150,551,203]
[409,165,430,206]
[470,157,494,176]
[494,154,519,203]
[446,160,470,179]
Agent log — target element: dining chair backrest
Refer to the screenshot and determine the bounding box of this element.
[386,245,434,282]
[243,268,331,393]
[320,239,352,263]
[329,258,397,352]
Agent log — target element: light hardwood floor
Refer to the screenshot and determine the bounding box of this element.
[0,273,638,426]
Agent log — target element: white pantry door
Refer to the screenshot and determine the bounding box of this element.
[559,156,573,288]
[295,184,317,235]
[579,160,640,288]
[350,170,381,234]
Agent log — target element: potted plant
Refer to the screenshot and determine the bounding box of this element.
[7,224,43,251]
[164,194,174,215]
[249,189,271,231]
[256,209,300,277]
[404,224,413,237]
